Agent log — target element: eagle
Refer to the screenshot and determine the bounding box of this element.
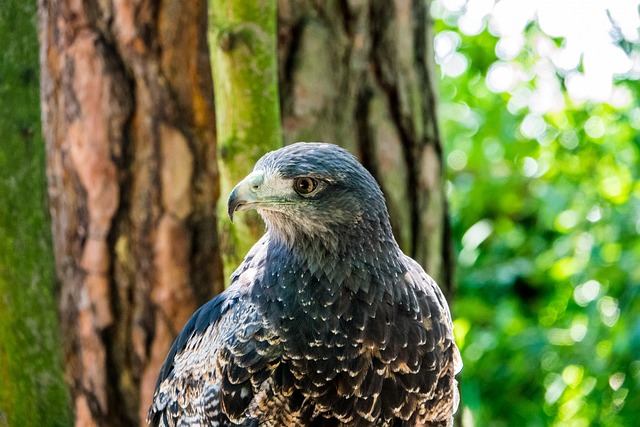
[148,142,462,427]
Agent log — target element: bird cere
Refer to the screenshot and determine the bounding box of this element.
[149,142,462,426]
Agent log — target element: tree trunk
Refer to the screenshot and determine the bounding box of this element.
[277,0,453,293]
[209,0,282,282]
[38,0,223,425]
[0,2,71,425]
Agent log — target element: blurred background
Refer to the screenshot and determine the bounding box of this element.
[432,0,640,425]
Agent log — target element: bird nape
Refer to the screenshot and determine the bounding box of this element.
[148,142,462,427]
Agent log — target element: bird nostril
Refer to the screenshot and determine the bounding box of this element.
[247,171,264,192]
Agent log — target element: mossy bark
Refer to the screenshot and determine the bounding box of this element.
[0,1,71,425]
[278,0,454,296]
[38,0,223,425]
[209,0,282,283]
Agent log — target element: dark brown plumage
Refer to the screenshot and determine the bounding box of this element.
[148,143,462,426]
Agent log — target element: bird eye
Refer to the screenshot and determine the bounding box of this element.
[294,177,318,195]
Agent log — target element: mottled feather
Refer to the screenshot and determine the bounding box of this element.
[148,143,462,427]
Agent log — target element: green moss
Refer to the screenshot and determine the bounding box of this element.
[0,1,72,425]
[209,0,282,282]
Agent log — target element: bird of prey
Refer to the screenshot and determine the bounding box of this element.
[148,142,462,427]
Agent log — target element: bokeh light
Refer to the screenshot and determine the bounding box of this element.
[433,0,640,425]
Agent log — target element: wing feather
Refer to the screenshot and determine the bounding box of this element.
[148,238,281,427]
[402,256,462,424]
[148,291,240,427]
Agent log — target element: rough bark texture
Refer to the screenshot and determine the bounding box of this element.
[209,0,282,282]
[0,2,71,425]
[38,0,223,425]
[277,0,453,294]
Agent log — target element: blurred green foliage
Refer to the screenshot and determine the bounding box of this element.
[433,2,640,426]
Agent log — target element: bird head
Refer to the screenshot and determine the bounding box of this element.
[228,142,392,247]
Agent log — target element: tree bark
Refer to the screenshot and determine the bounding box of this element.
[209,0,282,282]
[0,2,71,425]
[38,0,223,425]
[277,0,453,294]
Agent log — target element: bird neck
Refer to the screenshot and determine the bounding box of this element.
[252,221,406,359]
[265,207,398,255]
[281,215,395,262]
[255,211,403,314]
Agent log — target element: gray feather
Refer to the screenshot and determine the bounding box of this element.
[148,143,461,427]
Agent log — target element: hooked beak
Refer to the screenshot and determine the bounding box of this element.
[227,170,265,222]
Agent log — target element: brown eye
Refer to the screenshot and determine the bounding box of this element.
[294,177,318,195]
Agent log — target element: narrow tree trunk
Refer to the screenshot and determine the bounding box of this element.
[278,0,453,293]
[38,0,223,425]
[0,2,71,425]
[209,0,282,282]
